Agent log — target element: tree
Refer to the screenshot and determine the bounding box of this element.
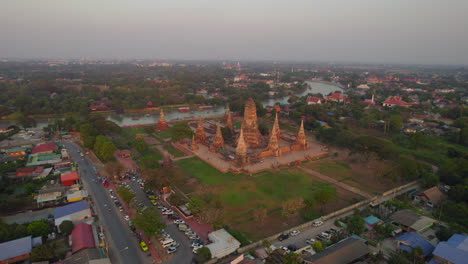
[436,226,454,241]
[27,220,50,237]
[117,186,136,204]
[30,244,55,262]
[346,215,365,235]
[421,173,439,188]
[387,251,410,264]
[314,189,336,211]
[170,121,193,141]
[133,208,165,238]
[388,115,403,133]
[282,198,304,217]
[312,241,323,252]
[59,220,74,235]
[194,247,212,263]
[449,184,468,203]
[253,208,268,225]
[105,161,125,181]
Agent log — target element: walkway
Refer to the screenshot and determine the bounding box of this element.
[298,166,373,198]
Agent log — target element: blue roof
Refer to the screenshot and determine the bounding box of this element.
[54,200,90,219]
[397,232,434,256]
[432,234,468,264]
[0,236,32,261]
[364,216,381,226]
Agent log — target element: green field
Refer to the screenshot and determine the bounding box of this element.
[163,145,185,157]
[176,157,242,185]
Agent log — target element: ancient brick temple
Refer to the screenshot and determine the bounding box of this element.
[210,123,225,152]
[273,113,281,140]
[242,98,263,147]
[195,117,207,144]
[295,120,308,150]
[225,104,234,132]
[162,150,172,168]
[156,108,169,130]
[190,135,199,150]
[266,118,281,156]
[235,126,248,165]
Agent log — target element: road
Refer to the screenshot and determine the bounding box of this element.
[126,181,194,264]
[64,142,151,264]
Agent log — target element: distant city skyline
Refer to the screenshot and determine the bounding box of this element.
[2,0,468,65]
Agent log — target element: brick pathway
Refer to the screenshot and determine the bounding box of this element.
[298,166,373,198]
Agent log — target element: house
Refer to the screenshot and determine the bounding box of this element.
[6,146,29,156]
[26,152,62,166]
[307,96,322,105]
[390,209,435,233]
[364,215,382,228]
[67,189,88,202]
[36,191,62,205]
[0,236,42,264]
[417,186,447,207]
[431,234,468,264]
[302,237,370,264]
[16,166,44,178]
[61,172,80,186]
[324,92,347,103]
[206,229,241,259]
[357,84,370,89]
[31,142,59,154]
[72,223,96,253]
[54,200,92,228]
[63,248,104,264]
[382,96,411,107]
[0,124,14,134]
[396,233,435,257]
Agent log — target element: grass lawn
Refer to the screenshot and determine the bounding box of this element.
[176,157,241,185]
[163,144,185,157]
[154,129,172,139]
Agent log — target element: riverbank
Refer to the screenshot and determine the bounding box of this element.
[309,79,346,89]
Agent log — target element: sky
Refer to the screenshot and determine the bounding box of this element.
[1,0,468,64]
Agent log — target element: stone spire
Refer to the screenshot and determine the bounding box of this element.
[236,126,248,156]
[156,108,169,130]
[267,122,280,156]
[242,98,262,147]
[195,117,207,144]
[295,119,308,149]
[273,112,281,140]
[212,123,225,149]
[225,104,234,132]
[162,150,172,168]
[190,135,199,150]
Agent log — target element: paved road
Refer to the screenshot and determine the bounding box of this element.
[126,181,194,264]
[273,221,339,250]
[64,142,150,264]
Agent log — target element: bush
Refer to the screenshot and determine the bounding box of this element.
[59,220,74,235]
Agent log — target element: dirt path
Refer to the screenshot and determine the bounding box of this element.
[298,166,373,199]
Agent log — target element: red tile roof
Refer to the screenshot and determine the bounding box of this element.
[61,172,79,184]
[383,96,411,106]
[307,96,322,103]
[71,223,95,253]
[16,167,44,177]
[31,143,58,154]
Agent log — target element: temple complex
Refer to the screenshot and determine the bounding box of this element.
[162,150,172,168]
[156,108,169,130]
[181,97,326,174]
[242,98,263,147]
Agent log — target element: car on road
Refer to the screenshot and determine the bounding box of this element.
[148,195,157,199]
[124,215,130,221]
[162,210,174,215]
[140,241,149,252]
[174,220,185,225]
[191,242,202,248]
[278,233,289,241]
[192,245,202,253]
[150,200,158,206]
[313,220,323,227]
[168,214,179,220]
[280,246,290,254]
[167,246,177,254]
[289,230,300,236]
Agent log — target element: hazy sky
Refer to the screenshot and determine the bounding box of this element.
[1,0,467,64]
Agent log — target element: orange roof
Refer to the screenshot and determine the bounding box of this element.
[61,172,79,182]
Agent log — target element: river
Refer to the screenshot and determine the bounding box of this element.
[2,81,342,128]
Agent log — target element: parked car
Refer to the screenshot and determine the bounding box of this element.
[167,246,177,254]
[124,215,130,221]
[174,220,185,225]
[168,214,179,220]
[305,238,316,244]
[280,246,290,254]
[287,244,298,251]
[289,230,300,236]
[278,233,289,241]
[313,221,324,227]
[140,241,148,252]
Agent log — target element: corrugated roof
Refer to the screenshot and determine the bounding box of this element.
[61,172,79,182]
[303,237,370,264]
[432,234,468,264]
[71,223,95,253]
[397,232,434,256]
[0,236,32,261]
[54,200,90,219]
[364,216,381,226]
[31,142,58,154]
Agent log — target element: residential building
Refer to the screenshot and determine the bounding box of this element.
[54,200,92,228]
[31,142,59,154]
[364,215,382,228]
[382,96,411,107]
[61,171,80,186]
[6,146,29,156]
[390,209,435,233]
[71,223,96,253]
[396,232,435,257]
[206,229,241,259]
[303,237,370,264]
[307,96,322,105]
[0,236,42,264]
[417,186,447,207]
[26,152,62,166]
[431,234,468,264]
[16,166,44,178]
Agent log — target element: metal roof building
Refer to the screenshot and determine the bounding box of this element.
[431,234,468,264]
[396,232,435,256]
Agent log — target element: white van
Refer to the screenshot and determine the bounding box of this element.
[161,238,175,248]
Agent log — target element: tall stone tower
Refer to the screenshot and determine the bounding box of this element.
[267,122,280,156]
[162,150,172,168]
[210,123,225,152]
[235,126,248,165]
[242,98,262,147]
[195,117,207,144]
[295,120,309,150]
[225,104,234,132]
[273,113,281,140]
[156,108,169,130]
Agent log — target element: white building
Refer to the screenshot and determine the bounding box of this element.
[206,229,241,259]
